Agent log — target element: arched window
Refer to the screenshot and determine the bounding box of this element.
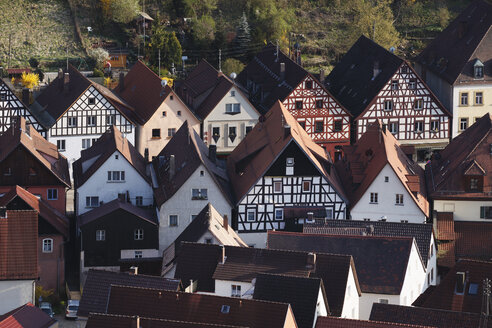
[42,238,53,253]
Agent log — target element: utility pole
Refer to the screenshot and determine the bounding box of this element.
[276,40,279,62]
[158,49,161,78]
[8,34,11,69]
[142,0,146,55]
[218,49,222,72]
[66,47,69,70]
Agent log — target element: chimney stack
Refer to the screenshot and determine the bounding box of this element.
[63,73,70,94]
[280,63,286,80]
[129,266,138,275]
[319,69,325,83]
[284,125,291,138]
[373,61,380,79]
[133,316,140,328]
[119,72,125,90]
[58,68,63,91]
[306,252,316,269]
[307,212,314,222]
[458,21,467,39]
[22,88,30,105]
[209,145,217,164]
[220,245,226,264]
[169,155,176,180]
[223,214,228,231]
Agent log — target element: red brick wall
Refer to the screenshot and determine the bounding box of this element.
[38,234,65,292]
[25,186,66,214]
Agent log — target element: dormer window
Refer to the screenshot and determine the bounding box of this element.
[473,59,484,79]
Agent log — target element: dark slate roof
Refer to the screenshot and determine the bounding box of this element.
[106,285,293,328]
[152,121,233,207]
[0,303,57,328]
[304,220,434,264]
[73,125,150,189]
[369,303,492,328]
[77,269,181,317]
[236,43,310,114]
[426,113,492,200]
[415,0,492,85]
[325,35,404,118]
[267,231,419,294]
[315,316,435,328]
[0,210,38,280]
[253,273,328,328]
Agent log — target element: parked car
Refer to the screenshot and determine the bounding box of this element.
[65,299,80,319]
[39,302,54,318]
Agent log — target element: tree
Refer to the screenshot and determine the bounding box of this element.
[222,58,245,76]
[148,20,182,70]
[88,48,109,69]
[21,72,39,90]
[232,12,251,55]
[111,0,139,23]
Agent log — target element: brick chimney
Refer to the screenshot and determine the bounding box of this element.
[209,145,217,164]
[319,69,325,83]
[129,266,138,275]
[119,72,125,90]
[280,63,286,80]
[223,214,228,231]
[284,125,291,138]
[58,68,63,91]
[63,72,70,94]
[22,88,30,105]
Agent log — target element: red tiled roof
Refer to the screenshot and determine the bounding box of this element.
[0,210,38,280]
[455,221,492,261]
[6,68,31,74]
[436,212,455,240]
[178,60,222,105]
[316,316,435,328]
[437,240,456,268]
[0,303,57,328]
[335,120,428,216]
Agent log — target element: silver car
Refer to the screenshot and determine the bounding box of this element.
[65,299,80,319]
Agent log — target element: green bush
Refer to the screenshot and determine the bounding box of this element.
[93,68,104,77]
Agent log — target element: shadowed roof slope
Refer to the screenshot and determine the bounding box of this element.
[0,303,57,328]
[335,120,428,216]
[179,59,222,103]
[227,100,347,204]
[73,125,150,189]
[416,1,492,85]
[0,210,38,280]
[315,316,435,328]
[106,285,294,328]
[268,231,419,294]
[77,269,181,317]
[0,117,71,187]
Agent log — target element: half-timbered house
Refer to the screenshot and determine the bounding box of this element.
[0,117,71,214]
[72,125,153,216]
[113,60,200,160]
[237,44,352,159]
[335,120,429,223]
[326,36,451,162]
[0,79,44,135]
[227,101,348,247]
[176,60,260,156]
[29,65,141,165]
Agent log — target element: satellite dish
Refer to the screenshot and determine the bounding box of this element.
[389,47,395,53]
[230,72,237,80]
[161,79,167,87]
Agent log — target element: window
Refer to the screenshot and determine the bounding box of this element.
[245,126,253,135]
[246,209,256,222]
[152,129,161,138]
[295,101,303,110]
[408,79,416,89]
[315,121,323,133]
[47,189,58,200]
[475,92,483,105]
[3,167,12,176]
[82,138,91,149]
[379,299,389,304]
[134,229,144,240]
[396,194,404,205]
[460,93,468,106]
[200,170,204,176]
[57,140,65,151]
[170,95,174,100]
[168,128,176,137]
[431,120,439,133]
[212,127,220,143]
[401,66,408,74]
[302,181,311,192]
[88,97,95,105]
[42,238,53,253]
[414,121,424,133]
[460,118,468,131]
[388,122,398,134]
[86,196,99,208]
[68,117,77,127]
[316,99,323,108]
[162,111,166,117]
[205,238,213,244]
[135,196,143,206]
[275,209,283,221]
[230,90,235,96]
[192,188,208,200]
[384,100,393,111]
[480,206,492,219]
[229,126,237,143]
[231,285,241,298]
[134,251,143,258]
[391,80,399,90]
[169,215,178,226]
[470,178,479,190]
[0,92,5,101]
[177,111,181,116]
[414,99,423,110]
[469,283,479,295]
[29,167,37,176]
[305,81,313,89]
[226,103,240,114]
[384,176,389,182]
[333,120,343,132]
[106,114,116,125]
[299,121,306,130]
[115,154,119,159]
[107,171,125,182]
[286,158,295,166]
[87,116,96,126]
[474,60,484,78]
[370,192,378,204]
[273,181,282,193]
[96,230,105,241]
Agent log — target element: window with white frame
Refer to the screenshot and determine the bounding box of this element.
[87,116,97,126]
[107,171,125,182]
[68,117,77,127]
[475,92,483,105]
[191,188,208,200]
[106,114,116,125]
[413,99,423,110]
[246,209,256,222]
[302,181,311,192]
[86,196,99,208]
[379,299,389,304]
[168,128,176,137]
[96,230,105,241]
[408,79,416,89]
[88,97,96,105]
[460,93,468,106]
[134,228,144,240]
[230,90,235,96]
[388,122,398,134]
[225,103,240,114]
[431,120,439,133]
[57,140,66,151]
[384,100,393,111]
[231,285,241,298]
[273,181,282,193]
[275,209,283,221]
[135,196,143,206]
[229,126,237,143]
[169,215,178,226]
[134,251,143,258]
[82,138,92,149]
[391,80,399,90]
[47,189,58,200]
[414,121,424,133]
[42,238,53,253]
[370,192,378,204]
[460,118,468,131]
[286,158,294,175]
[396,194,404,205]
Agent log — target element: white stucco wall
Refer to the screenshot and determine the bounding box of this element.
[120,249,159,259]
[359,293,400,320]
[350,164,426,223]
[434,200,492,221]
[0,280,34,315]
[215,279,253,298]
[452,84,492,138]
[341,265,360,319]
[157,164,232,252]
[239,232,268,248]
[76,150,153,215]
[426,234,437,287]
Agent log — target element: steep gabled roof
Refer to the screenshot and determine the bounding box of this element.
[106,285,294,328]
[179,59,222,103]
[325,35,404,118]
[227,100,347,204]
[0,303,57,328]
[0,185,69,238]
[77,269,181,317]
[426,113,492,199]
[335,120,428,216]
[370,303,492,328]
[194,75,234,119]
[267,231,420,295]
[0,117,70,187]
[416,1,492,85]
[304,220,434,264]
[455,221,492,262]
[152,121,233,207]
[253,273,328,328]
[73,125,150,189]
[0,210,38,280]
[315,316,435,328]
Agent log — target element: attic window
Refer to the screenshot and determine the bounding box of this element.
[468,283,479,295]
[0,92,6,101]
[391,80,399,91]
[473,60,484,79]
[162,111,167,117]
[29,167,37,176]
[3,168,12,176]
[115,154,119,159]
[88,97,95,105]
[177,111,182,116]
[296,101,303,110]
[305,81,313,89]
[170,95,174,100]
[408,79,416,90]
[384,100,393,111]
[221,305,230,314]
